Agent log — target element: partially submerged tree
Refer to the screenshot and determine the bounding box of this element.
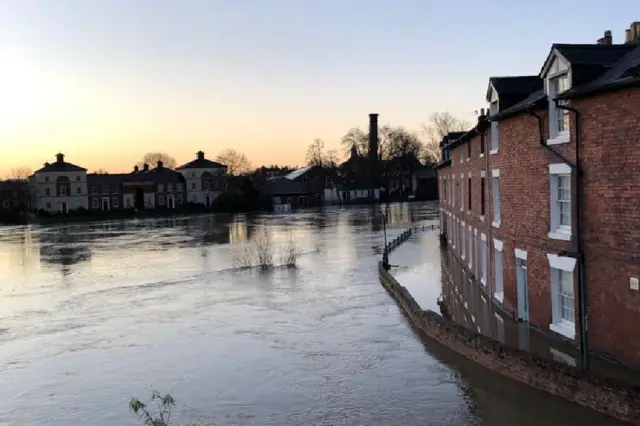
[138,152,177,169]
[421,112,471,164]
[216,148,252,176]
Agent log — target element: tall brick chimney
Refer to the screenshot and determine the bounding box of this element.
[597,30,613,45]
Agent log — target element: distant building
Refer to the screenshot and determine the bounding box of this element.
[33,153,88,213]
[176,151,227,207]
[0,180,29,211]
[123,162,186,210]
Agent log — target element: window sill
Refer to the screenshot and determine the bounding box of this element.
[461,255,466,261]
[548,230,571,241]
[547,134,570,146]
[467,210,471,215]
[492,220,500,228]
[479,215,485,222]
[480,153,485,158]
[550,321,576,340]
[490,149,499,155]
[480,277,486,286]
[468,262,472,269]
[466,158,470,162]
[494,291,504,303]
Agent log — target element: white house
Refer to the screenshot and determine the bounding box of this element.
[33,153,89,213]
[176,151,227,206]
[324,182,380,204]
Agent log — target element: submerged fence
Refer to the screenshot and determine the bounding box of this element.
[382,223,439,267]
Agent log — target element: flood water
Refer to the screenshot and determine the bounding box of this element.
[0,202,626,425]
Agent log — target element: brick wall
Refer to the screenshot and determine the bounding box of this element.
[577,88,640,365]
[379,263,640,424]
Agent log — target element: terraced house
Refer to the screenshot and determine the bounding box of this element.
[436,22,640,368]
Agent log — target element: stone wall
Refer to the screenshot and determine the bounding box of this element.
[379,262,640,425]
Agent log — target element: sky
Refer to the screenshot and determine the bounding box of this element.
[0,0,636,175]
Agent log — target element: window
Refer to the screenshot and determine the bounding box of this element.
[158,184,164,193]
[158,195,165,205]
[492,170,500,227]
[303,176,310,185]
[45,188,50,196]
[45,202,51,209]
[467,176,471,212]
[451,176,455,207]
[112,196,119,208]
[203,180,210,190]
[44,177,49,183]
[481,233,487,285]
[76,187,81,195]
[461,221,466,259]
[494,239,504,302]
[177,193,183,203]
[548,74,570,143]
[60,186,68,196]
[191,182,196,190]
[177,183,183,191]
[167,183,173,192]
[490,101,499,153]
[102,185,109,194]
[480,134,485,155]
[547,253,577,339]
[442,177,447,201]
[480,176,486,216]
[3,200,9,208]
[91,186,99,194]
[76,176,81,181]
[467,226,473,270]
[92,198,99,208]
[459,175,464,211]
[548,163,572,240]
[325,176,333,188]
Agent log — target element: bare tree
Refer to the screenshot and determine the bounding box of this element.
[305,138,325,167]
[93,168,109,175]
[138,152,177,169]
[5,167,33,180]
[215,148,251,176]
[340,127,369,158]
[421,112,471,164]
[323,149,340,168]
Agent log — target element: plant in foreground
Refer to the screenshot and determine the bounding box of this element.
[130,391,176,426]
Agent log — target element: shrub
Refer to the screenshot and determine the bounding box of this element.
[252,228,274,270]
[279,234,302,268]
[130,391,175,426]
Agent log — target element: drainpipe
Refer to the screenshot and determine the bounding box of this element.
[527,105,588,371]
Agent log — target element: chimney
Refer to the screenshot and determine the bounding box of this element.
[157,160,163,168]
[197,151,205,160]
[597,30,613,45]
[133,165,139,173]
[143,163,149,172]
[368,113,379,158]
[625,22,640,44]
[44,162,50,167]
[56,153,64,163]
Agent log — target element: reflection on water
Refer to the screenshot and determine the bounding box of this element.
[0,203,626,425]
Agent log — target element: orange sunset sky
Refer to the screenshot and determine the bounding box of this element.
[2,1,630,176]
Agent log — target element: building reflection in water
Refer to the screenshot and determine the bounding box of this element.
[38,228,92,276]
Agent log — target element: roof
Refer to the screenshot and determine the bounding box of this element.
[35,161,87,173]
[87,173,130,186]
[434,158,452,170]
[261,178,314,196]
[414,167,436,179]
[336,179,375,190]
[439,132,467,148]
[176,158,226,170]
[490,89,547,122]
[558,44,640,99]
[127,167,186,184]
[285,165,314,180]
[0,180,28,191]
[551,44,635,68]
[487,76,544,110]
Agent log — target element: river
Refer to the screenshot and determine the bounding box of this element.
[0,202,625,425]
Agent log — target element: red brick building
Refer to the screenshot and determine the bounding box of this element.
[436,23,640,367]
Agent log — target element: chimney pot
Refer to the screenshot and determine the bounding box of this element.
[44,162,50,167]
[56,153,64,163]
[157,160,163,168]
[197,151,205,160]
[143,163,149,172]
[598,30,613,45]
[133,165,139,172]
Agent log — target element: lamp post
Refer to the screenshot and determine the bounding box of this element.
[381,212,390,270]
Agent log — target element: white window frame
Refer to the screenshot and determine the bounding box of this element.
[467,172,472,214]
[479,170,486,222]
[467,225,473,270]
[547,253,577,340]
[491,169,500,228]
[545,54,571,145]
[480,233,487,285]
[548,163,572,241]
[459,174,464,212]
[493,238,504,302]
[461,221,466,260]
[473,228,479,278]
[489,100,499,154]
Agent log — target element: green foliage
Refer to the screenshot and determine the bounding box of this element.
[129,391,176,426]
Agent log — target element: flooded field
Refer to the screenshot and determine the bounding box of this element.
[0,202,625,425]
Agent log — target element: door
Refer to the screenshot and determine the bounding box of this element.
[60,202,68,214]
[204,195,211,207]
[516,257,529,322]
[102,197,110,211]
[168,195,175,209]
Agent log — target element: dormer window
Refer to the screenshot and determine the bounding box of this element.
[543,51,572,145]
